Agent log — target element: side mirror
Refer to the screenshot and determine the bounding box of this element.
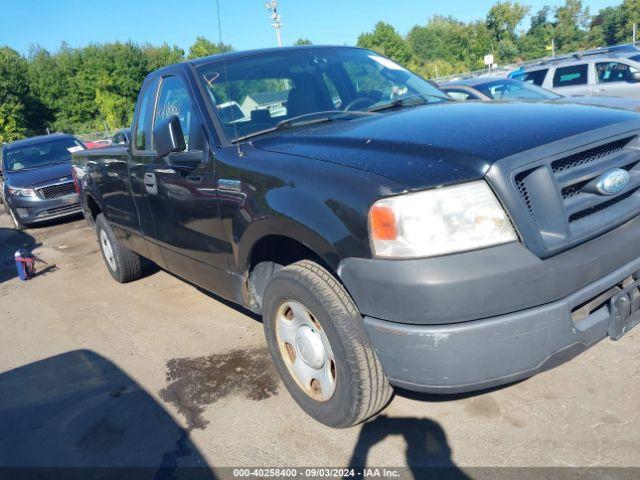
[632,72,640,83]
[153,115,186,157]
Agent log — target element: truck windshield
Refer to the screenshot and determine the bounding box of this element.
[3,137,85,172]
[197,47,449,142]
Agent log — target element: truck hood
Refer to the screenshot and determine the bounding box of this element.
[4,162,73,188]
[253,101,640,189]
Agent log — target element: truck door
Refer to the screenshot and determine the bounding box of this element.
[127,77,165,266]
[142,74,231,294]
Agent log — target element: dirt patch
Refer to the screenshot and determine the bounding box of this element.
[464,395,501,419]
[160,346,279,430]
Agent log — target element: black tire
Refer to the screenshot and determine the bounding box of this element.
[262,260,393,428]
[95,213,142,283]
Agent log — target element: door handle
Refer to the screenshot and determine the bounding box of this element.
[594,88,607,93]
[143,172,157,195]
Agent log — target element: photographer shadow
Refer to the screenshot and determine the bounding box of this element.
[348,415,470,480]
[0,349,216,480]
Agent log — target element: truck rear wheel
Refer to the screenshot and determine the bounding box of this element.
[95,214,142,283]
[262,260,392,428]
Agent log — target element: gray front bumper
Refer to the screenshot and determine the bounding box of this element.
[362,252,640,393]
[339,214,640,325]
[10,194,81,224]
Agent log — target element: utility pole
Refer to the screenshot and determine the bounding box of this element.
[265,1,283,47]
[634,23,637,44]
[552,38,556,58]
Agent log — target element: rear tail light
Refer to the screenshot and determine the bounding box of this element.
[71,168,81,194]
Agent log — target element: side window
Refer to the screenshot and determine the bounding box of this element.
[521,69,548,86]
[444,89,477,101]
[155,76,196,150]
[596,62,639,83]
[553,64,588,87]
[133,78,159,151]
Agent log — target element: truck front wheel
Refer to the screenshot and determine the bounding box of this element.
[95,214,143,283]
[262,260,393,428]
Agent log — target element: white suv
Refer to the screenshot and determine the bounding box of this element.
[518,52,640,98]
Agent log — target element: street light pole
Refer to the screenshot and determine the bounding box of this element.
[265,1,283,47]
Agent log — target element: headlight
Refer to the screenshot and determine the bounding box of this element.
[369,180,517,258]
[8,186,37,198]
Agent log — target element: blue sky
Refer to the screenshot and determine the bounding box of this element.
[1,0,623,55]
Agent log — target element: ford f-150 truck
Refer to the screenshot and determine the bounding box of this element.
[73,46,640,427]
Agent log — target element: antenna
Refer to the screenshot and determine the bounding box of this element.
[215,0,243,156]
[265,1,283,47]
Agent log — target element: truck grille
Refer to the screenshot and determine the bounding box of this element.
[547,136,638,225]
[568,187,639,223]
[37,181,76,199]
[550,138,630,173]
[489,133,640,258]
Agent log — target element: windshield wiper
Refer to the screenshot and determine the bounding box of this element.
[367,93,450,112]
[13,161,68,171]
[36,161,69,167]
[233,110,374,143]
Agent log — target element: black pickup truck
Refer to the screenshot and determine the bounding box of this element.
[73,46,640,427]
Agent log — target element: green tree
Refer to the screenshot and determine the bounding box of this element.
[187,36,232,60]
[26,41,188,134]
[554,0,591,52]
[294,38,312,45]
[589,6,624,46]
[27,46,61,130]
[357,22,413,65]
[519,6,556,58]
[486,1,531,41]
[92,42,150,130]
[142,43,185,71]
[0,47,30,141]
[623,0,640,38]
[408,16,493,71]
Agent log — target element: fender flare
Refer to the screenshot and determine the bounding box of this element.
[235,215,343,275]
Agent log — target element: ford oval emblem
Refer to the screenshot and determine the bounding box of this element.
[595,169,630,196]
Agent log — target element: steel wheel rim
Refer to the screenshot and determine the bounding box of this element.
[100,229,117,271]
[275,300,337,402]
